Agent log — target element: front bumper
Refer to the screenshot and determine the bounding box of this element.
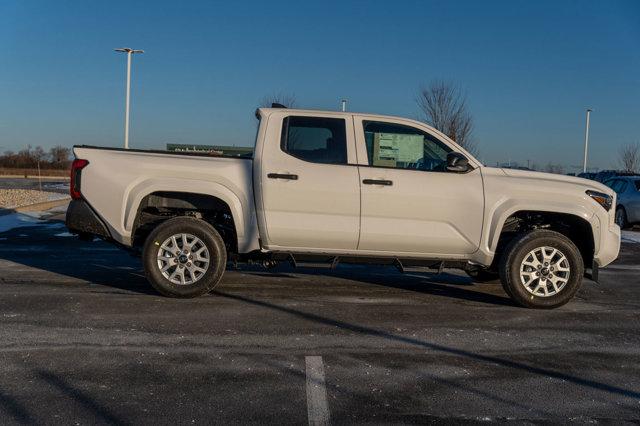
[594,223,621,268]
[65,199,111,239]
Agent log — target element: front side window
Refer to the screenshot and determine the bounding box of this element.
[281,116,347,165]
[363,121,452,171]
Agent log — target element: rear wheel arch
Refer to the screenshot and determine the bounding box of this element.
[131,191,239,255]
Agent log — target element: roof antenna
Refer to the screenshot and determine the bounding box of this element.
[271,103,287,108]
[341,99,347,112]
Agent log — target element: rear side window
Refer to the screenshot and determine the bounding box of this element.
[281,116,347,165]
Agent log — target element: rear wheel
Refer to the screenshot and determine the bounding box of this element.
[615,207,629,229]
[142,217,227,298]
[499,230,584,309]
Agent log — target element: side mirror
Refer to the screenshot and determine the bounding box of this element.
[446,152,470,173]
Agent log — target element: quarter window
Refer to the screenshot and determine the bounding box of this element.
[363,121,452,171]
[281,116,347,165]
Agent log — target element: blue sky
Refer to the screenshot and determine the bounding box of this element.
[1,0,639,171]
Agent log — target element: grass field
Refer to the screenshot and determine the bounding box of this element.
[0,168,68,177]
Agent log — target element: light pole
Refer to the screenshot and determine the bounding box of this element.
[582,108,592,173]
[115,48,144,149]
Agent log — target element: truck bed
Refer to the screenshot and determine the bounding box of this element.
[72,145,257,251]
[74,145,254,159]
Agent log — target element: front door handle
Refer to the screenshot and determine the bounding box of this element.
[363,179,393,186]
[268,173,298,180]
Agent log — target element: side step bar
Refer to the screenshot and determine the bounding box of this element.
[287,255,340,270]
[274,254,468,273]
[394,259,445,274]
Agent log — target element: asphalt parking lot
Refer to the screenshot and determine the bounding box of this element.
[0,213,639,424]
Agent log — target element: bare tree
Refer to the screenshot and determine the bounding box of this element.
[416,81,476,155]
[618,143,639,173]
[49,146,71,169]
[259,93,297,109]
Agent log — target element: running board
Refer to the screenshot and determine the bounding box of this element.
[279,254,466,273]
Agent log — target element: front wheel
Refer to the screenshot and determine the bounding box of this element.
[499,230,584,309]
[142,217,227,298]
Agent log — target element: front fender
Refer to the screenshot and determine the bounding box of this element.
[484,198,595,254]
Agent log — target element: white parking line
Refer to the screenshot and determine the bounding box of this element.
[305,356,330,426]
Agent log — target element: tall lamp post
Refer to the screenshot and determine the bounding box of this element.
[582,108,592,173]
[114,48,144,149]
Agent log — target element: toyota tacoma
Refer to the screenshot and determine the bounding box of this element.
[66,106,620,308]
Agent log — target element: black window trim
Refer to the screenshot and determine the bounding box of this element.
[279,115,349,166]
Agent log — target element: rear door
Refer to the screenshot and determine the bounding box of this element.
[354,117,484,255]
[257,112,361,251]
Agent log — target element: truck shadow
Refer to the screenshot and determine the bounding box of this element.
[0,217,512,305]
[242,265,514,307]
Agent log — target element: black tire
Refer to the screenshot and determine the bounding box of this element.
[142,217,227,298]
[465,267,500,283]
[615,207,630,230]
[499,230,584,309]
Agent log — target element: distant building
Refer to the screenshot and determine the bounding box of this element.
[166,143,253,157]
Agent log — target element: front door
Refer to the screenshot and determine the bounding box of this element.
[355,118,484,256]
[259,113,361,251]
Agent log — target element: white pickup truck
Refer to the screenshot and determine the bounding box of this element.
[66,106,620,308]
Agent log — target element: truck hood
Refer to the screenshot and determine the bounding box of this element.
[490,167,614,196]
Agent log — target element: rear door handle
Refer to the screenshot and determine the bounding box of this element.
[362,179,393,186]
[267,173,298,180]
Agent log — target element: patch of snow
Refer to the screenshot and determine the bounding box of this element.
[54,232,74,237]
[622,230,640,244]
[44,183,70,191]
[46,192,69,202]
[0,208,66,233]
[0,213,41,233]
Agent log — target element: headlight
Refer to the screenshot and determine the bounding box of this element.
[586,190,613,211]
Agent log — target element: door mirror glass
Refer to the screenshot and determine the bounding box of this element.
[446,152,470,173]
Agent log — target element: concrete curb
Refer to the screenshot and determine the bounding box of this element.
[13,198,70,213]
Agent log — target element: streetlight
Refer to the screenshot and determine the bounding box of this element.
[582,108,592,173]
[114,47,144,149]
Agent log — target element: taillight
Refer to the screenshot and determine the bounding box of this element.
[70,159,89,200]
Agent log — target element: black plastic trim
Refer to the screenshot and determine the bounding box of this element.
[65,199,111,239]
